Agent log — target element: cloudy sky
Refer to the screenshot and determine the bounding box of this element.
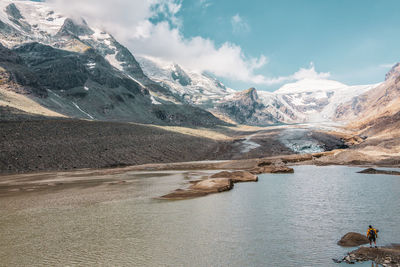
[49,0,400,91]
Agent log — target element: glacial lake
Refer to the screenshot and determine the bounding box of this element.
[1,165,400,266]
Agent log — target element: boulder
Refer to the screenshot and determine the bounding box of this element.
[338,232,370,247]
[210,171,258,182]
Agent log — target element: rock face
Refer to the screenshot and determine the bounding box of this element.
[217,88,279,125]
[210,171,258,182]
[337,232,370,247]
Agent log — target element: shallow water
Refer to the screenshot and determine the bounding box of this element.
[1,166,399,266]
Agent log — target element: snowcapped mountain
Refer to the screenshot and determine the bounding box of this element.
[0,0,225,126]
[263,79,379,123]
[137,56,235,107]
[215,79,380,125]
[0,0,384,127]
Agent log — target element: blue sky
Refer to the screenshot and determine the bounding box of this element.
[175,0,400,90]
[50,0,400,91]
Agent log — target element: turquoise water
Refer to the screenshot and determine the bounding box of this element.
[1,166,399,266]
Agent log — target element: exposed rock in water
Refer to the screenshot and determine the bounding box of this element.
[249,161,294,174]
[358,168,400,176]
[337,245,400,266]
[210,171,258,182]
[161,178,234,199]
[337,232,369,247]
[161,170,261,199]
[190,178,233,191]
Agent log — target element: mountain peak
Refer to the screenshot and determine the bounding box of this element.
[57,18,94,37]
[275,79,347,94]
[385,63,400,81]
[238,87,258,101]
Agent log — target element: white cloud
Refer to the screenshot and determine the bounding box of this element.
[244,63,331,86]
[292,62,330,80]
[47,0,329,87]
[231,14,250,34]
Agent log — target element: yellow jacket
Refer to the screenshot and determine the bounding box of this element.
[367,228,377,238]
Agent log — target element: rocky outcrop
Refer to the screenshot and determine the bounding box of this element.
[161,170,259,199]
[210,171,258,182]
[216,88,279,125]
[171,64,191,86]
[249,160,294,174]
[336,246,400,266]
[161,178,234,199]
[358,168,400,176]
[337,232,369,247]
[249,165,294,174]
[57,18,94,37]
[190,178,233,191]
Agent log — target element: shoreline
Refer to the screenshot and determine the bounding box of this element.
[1,148,399,178]
[1,150,399,199]
[0,109,357,175]
[1,111,398,177]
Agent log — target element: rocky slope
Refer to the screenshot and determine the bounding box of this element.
[0,0,389,128]
[137,56,235,108]
[211,80,378,125]
[336,63,400,136]
[0,0,225,126]
[0,108,224,174]
[216,88,280,125]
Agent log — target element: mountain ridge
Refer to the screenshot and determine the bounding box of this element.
[0,0,394,128]
[0,0,226,126]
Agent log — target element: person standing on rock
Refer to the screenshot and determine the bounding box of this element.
[367,225,378,248]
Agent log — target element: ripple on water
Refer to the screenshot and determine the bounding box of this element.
[0,166,400,266]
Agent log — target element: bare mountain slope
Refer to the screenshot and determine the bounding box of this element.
[0,0,225,126]
[335,63,400,137]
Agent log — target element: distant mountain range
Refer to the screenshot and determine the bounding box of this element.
[139,54,381,125]
[0,0,398,129]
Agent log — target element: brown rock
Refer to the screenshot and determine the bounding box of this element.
[337,232,369,247]
[210,171,258,182]
[347,245,400,265]
[160,178,234,199]
[358,168,400,176]
[190,178,234,192]
[160,189,209,199]
[250,166,294,175]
